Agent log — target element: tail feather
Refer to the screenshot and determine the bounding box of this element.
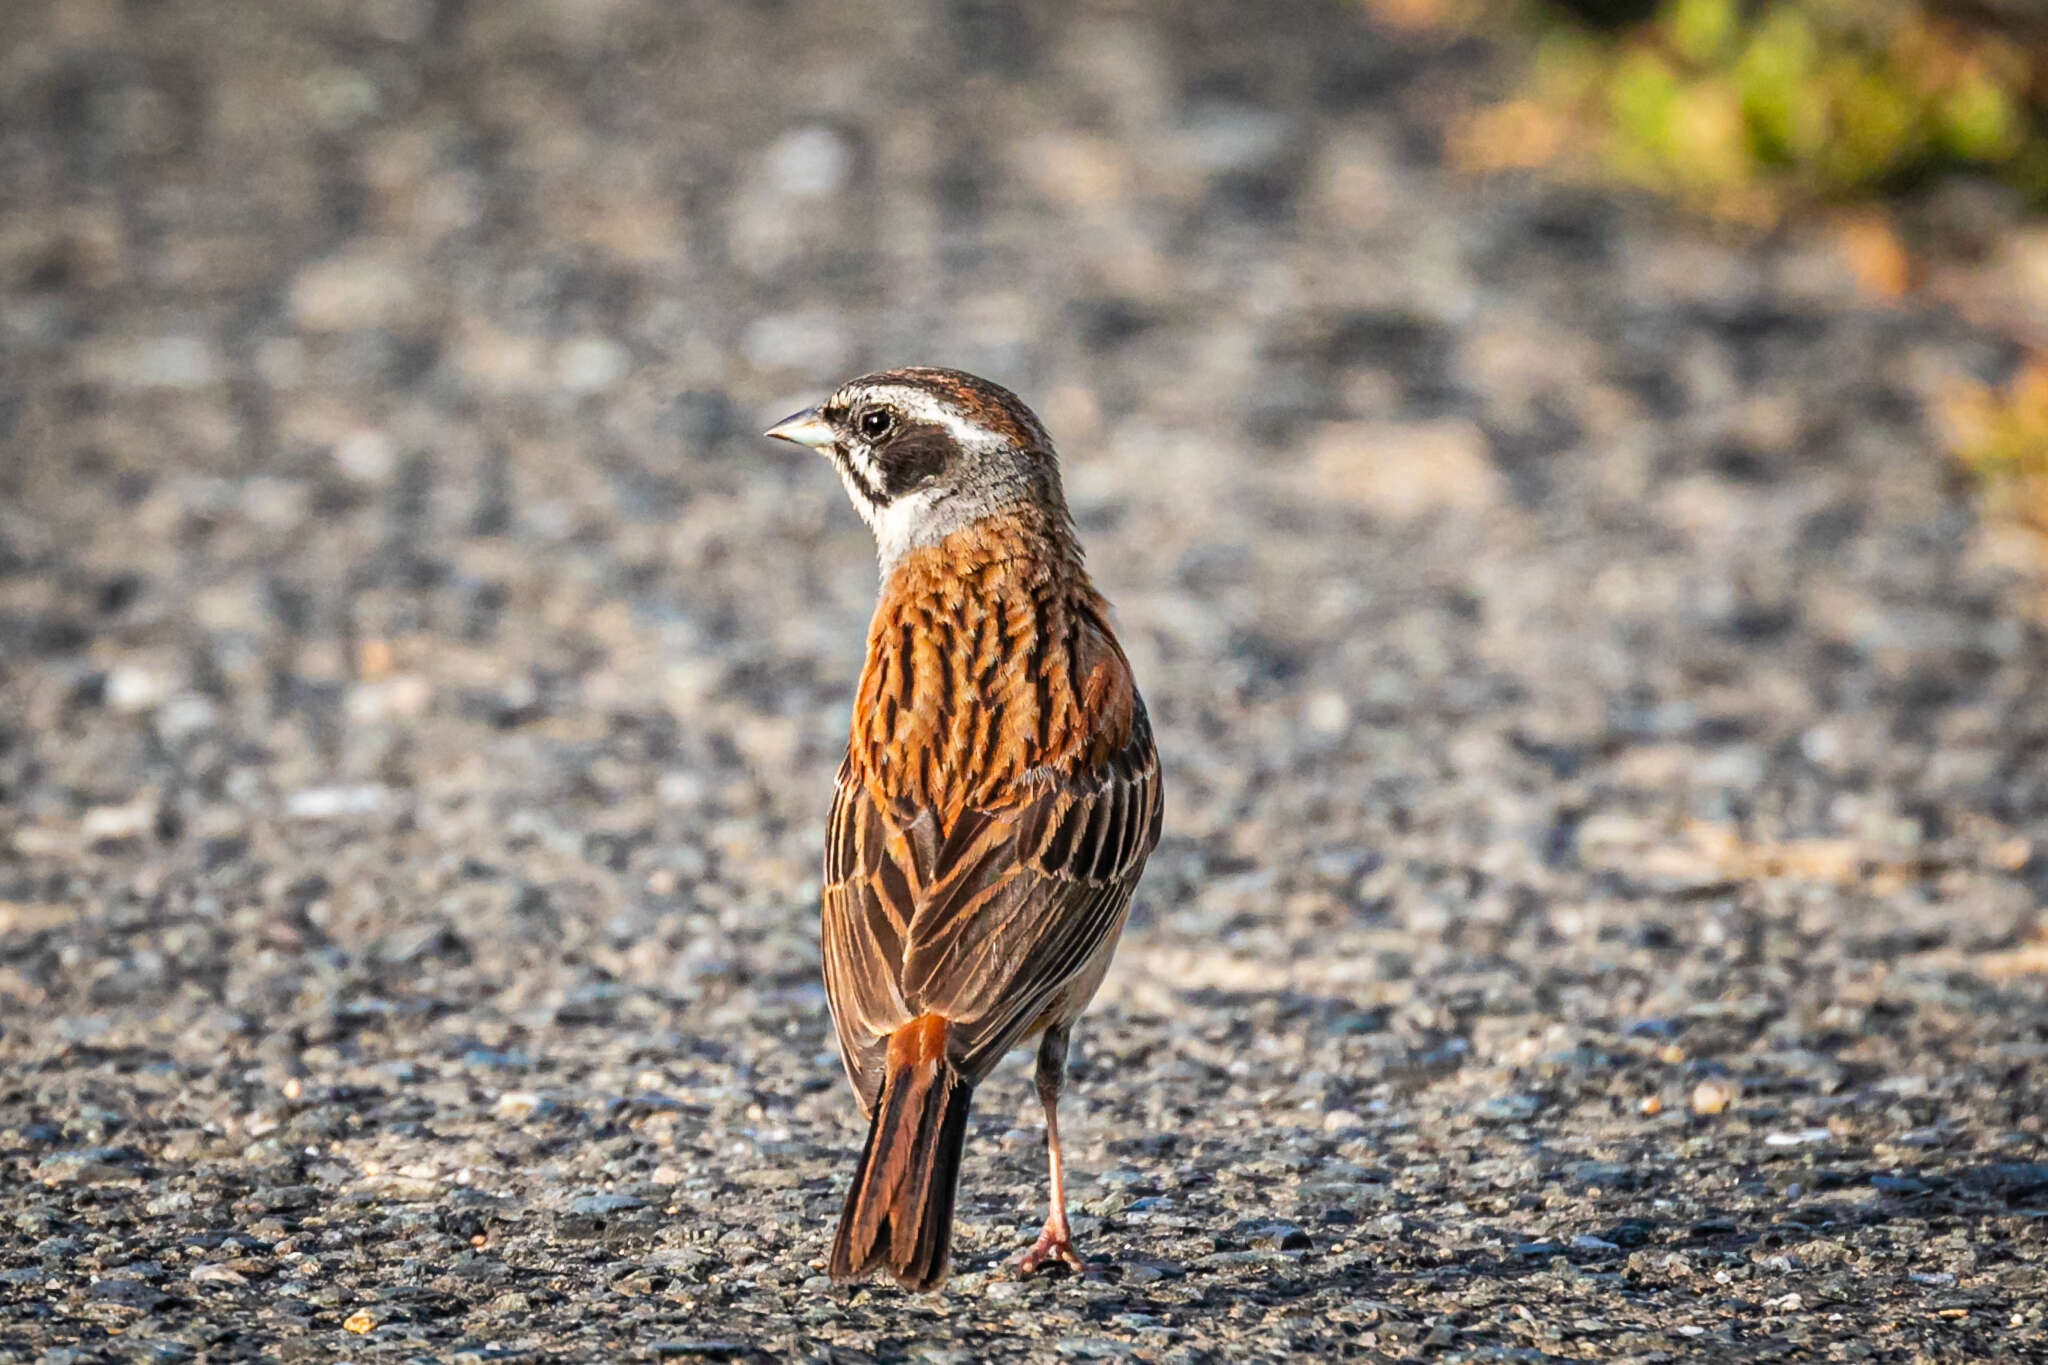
[831,1014,974,1290]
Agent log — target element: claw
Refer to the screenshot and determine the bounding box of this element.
[1017,1219,1086,1277]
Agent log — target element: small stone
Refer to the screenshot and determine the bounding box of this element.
[88,1277,166,1309]
[1178,98,1289,174]
[1011,133,1127,208]
[37,1149,138,1184]
[80,802,154,846]
[1120,1257,1186,1284]
[554,336,629,393]
[284,784,393,821]
[1478,1093,1542,1123]
[342,1309,374,1334]
[87,335,222,390]
[495,1091,549,1120]
[157,694,218,741]
[761,126,851,199]
[290,249,432,332]
[190,1263,249,1287]
[0,902,73,934]
[1691,1077,1740,1116]
[1305,691,1350,735]
[105,666,171,713]
[335,429,397,482]
[1602,1219,1657,1248]
[368,1175,441,1201]
[1565,1161,1633,1189]
[566,1193,647,1216]
[1764,1128,1832,1148]
[1244,1221,1313,1251]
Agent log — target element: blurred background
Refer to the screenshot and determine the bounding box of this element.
[3,0,2047,1356]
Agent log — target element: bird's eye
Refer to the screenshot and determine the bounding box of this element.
[858,408,894,439]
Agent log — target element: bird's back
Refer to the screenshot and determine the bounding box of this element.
[822,518,1161,1104]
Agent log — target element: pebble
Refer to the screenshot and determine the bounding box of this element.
[36,1149,139,1185]
[554,336,630,393]
[1478,1093,1543,1122]
[1244,1221,1312,1251]
[104,666,172,713]
[84,335,221,391]
[761,126,852,199]
[282,784,393,820]
[1691,1078,1741,1116]
[1177,99,1289,174]
[88,1278,166,1308]
[566,1193,647,1216]
[289,250,430,332]
[80,802,155,846]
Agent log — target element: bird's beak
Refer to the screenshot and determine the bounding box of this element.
[764,407,835,450]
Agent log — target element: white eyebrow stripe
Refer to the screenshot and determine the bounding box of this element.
[851,384,1007,453]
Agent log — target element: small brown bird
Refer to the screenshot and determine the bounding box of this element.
[767,367,1162,1290]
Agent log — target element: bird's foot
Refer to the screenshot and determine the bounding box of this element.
[1017,1220,1085,1277]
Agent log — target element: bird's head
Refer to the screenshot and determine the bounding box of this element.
[766,367,1072,569]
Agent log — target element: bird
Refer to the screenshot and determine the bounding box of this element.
[766,366,1163,1291]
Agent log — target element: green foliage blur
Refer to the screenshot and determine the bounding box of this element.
[1522,0,2048,218]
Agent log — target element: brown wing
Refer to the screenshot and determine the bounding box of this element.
[903,697,1161,1077]
[821,700,1163,1109]
[820,750,916,1114]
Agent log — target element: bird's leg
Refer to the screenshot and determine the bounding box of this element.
[1019,1025,1085,1275]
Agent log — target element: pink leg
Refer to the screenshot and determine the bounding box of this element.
[1019,1027,1085,1275]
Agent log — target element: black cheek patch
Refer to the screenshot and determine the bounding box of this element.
[876,424,953,498]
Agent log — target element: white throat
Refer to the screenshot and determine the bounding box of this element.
[867,486,950,572]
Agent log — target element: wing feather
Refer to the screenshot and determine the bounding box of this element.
[906,699,1160,1076]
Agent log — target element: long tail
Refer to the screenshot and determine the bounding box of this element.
[830,1013,975,1290]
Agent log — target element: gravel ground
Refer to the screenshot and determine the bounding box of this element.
[5,0,2048,1360]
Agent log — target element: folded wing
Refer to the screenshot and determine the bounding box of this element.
[822,686,1162,1111]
